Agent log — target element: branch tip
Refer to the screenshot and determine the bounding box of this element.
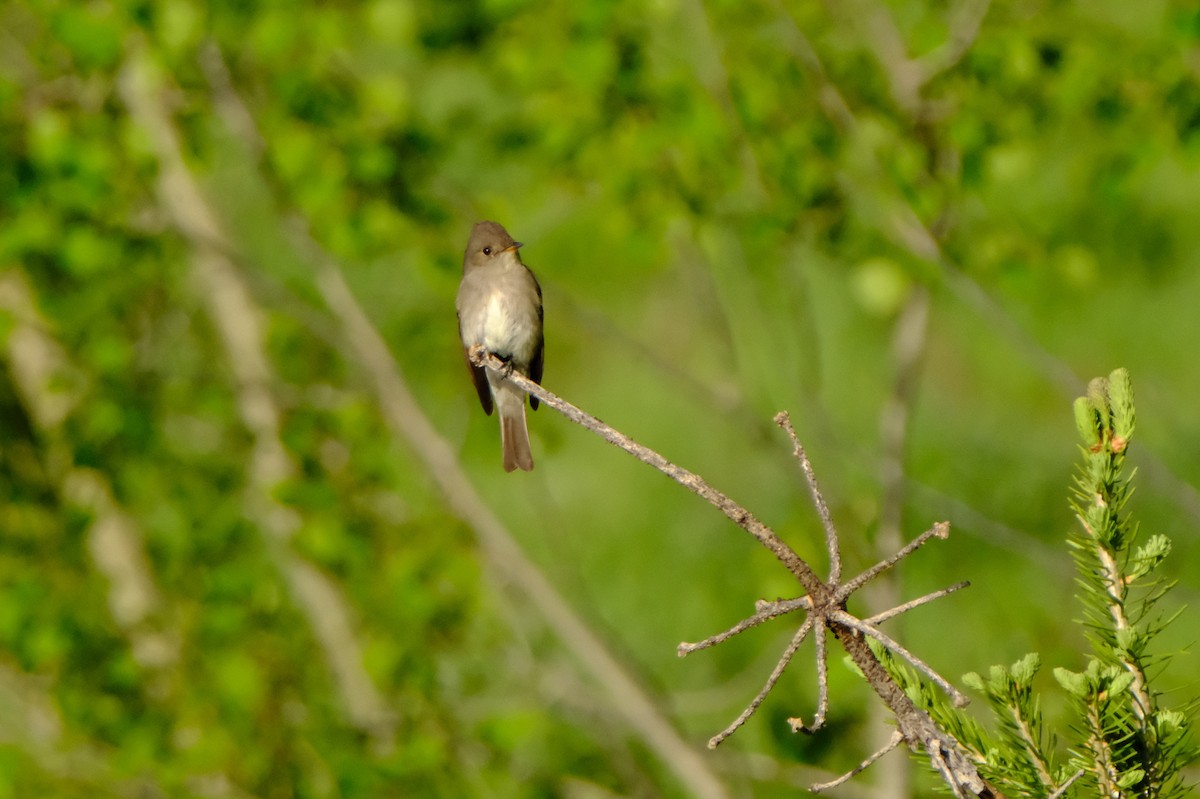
[810,730,905,792]
[708,619,814,748]
[865,580,970,626]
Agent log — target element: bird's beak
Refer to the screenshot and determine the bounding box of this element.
[503,242,523,253]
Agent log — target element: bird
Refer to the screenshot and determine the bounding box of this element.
[455,221,544,472]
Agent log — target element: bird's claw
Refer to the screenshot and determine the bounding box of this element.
[467,345,515,377]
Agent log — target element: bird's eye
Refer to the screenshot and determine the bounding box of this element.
[482,246,492,255]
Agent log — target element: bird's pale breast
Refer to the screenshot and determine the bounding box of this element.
[458,266,540,367]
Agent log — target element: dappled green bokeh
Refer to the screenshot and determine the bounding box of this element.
[2,0,1199,797]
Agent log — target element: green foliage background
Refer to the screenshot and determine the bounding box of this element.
[1,0,1199,796]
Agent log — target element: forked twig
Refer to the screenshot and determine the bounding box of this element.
[472,354,1002,797]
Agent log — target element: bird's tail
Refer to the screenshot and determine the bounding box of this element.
[499,403,533,472]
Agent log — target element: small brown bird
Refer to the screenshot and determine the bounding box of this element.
[455,221,544,471]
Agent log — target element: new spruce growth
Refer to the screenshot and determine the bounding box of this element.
[1054,368,1194,798]
[888,369,1195,798]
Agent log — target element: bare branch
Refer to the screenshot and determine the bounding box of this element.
[471,350,824,594]
[811,730,904,792]
[191,35,734,796]
[865,581,970,626]
[831,610,968,707]
[198,41,1002,790]
[915,0,993,85]
[471,347,997,792]
[836,521,951,602]
[877,222,933,532]
[775,411,842,584]
[793,623,831,733]
[929,743,974,799]
[769,0,857,133]
[308,235,732,799]
[709,618,814,749]
[119,38,396,743]
[0,270,180,675]
[872,285,933,799]
[474,340,996,794]
[678,597,810,656]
